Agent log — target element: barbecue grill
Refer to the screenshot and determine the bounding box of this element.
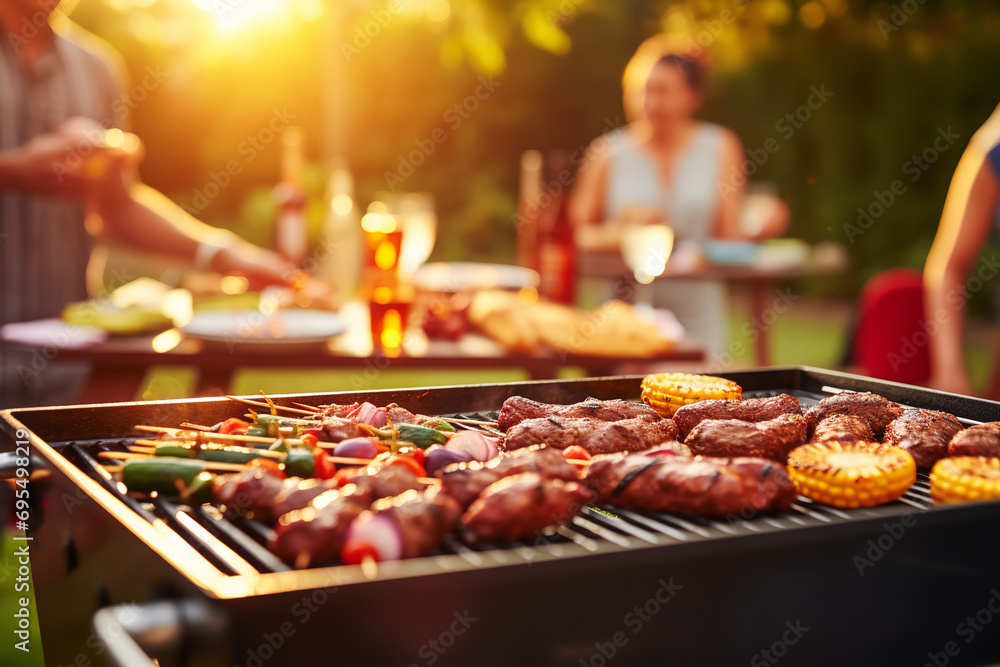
[3,367,1000,667]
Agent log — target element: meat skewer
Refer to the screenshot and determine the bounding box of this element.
[683,413,807,462]
[502,416,679,456]
[584,454,797,517]
[440,444,580,508]
[497,396,661,432]
[460,472,593,543]
[883,409,964,469]
[268,466,425,566]
[672,394,801,440]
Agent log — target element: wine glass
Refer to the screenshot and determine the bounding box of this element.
[372,191,437,277]
[620,223,675,308]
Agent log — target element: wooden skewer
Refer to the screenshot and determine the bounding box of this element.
[360,554,379,580]
[131,442,375,467]
[134,425,276,445]
[441,417,500,427]
[291,402,322,413]
[96,452,251,473]
[179,422,213,431]
[225,395,317,417]
[101,464,123,474]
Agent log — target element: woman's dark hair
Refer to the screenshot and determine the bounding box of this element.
[654,54,704,94]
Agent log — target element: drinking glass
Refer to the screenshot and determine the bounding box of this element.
[620,223,675,307]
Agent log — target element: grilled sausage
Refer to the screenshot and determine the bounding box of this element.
[948,422,1000,458]
[805,392,904,439]
[884,409,964,469]
[684,413,808,462]
[810,414,875,445]
[673,394,802,440]
[502,416,679,455]
[498,396,661,432]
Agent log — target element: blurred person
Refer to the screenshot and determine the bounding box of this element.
[0,1,298,407]
[924,102,1000,397]
[570,38,788,357]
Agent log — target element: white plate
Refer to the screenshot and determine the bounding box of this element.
[413,262,540,292]
[180,309,345,353]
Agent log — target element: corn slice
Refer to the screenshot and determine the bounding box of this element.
[640,373,742,417]
[930,457,1000,504]
[787,441,916,508]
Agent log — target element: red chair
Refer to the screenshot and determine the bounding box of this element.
[853,268,931,383]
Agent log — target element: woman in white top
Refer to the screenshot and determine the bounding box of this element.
[571,43,787,357]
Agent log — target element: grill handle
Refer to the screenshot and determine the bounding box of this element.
[93,599,227,667]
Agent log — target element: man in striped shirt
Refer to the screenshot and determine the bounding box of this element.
[0,1,298,406]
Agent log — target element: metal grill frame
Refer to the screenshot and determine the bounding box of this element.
[5,366,1000,667]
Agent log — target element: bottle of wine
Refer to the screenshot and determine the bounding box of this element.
[272,126,309,266]
[537,150,576,305]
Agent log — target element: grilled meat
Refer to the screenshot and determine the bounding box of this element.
[810,414,874,445]
[673,394,801,439]
[440,444,580,508]
[884,409,964,469]
[320,419,369,443]
[684,413,807,462]
[365,486,464,559]
[460,472,593,542]
[269,483,372,567]
[268,465,423,566]
[498,396,660,432]
[948,422,1000,458]
[502,416,679,455]
[214,468,337,524]
[585,454,797,517]
[805,392,903,439]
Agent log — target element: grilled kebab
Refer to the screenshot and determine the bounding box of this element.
[502,415,679,455]
[497,396,661,431]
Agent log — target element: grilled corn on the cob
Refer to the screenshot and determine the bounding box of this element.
[640,373,742,417]
[930,456,1000,504]
[787,441,915,508]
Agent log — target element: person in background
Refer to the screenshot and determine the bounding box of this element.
[924,103,1000,397]
[0,1,298,406]
[570,37,788,357]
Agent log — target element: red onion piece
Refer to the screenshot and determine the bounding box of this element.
[333,437,379,460]
[424,446,474,476]
[342,513,403,563]
[353,402,386,427]
[445,431,495,461]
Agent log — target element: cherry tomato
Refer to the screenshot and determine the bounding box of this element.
[385,454,426,478]
[331,467,362,488]
[341,541,380,566]
[562,445,592,462]
[301,433,320,448]
[247,458,286,478]
[219,418,250,435]
[401,447,426,468]
[313,449,337,479]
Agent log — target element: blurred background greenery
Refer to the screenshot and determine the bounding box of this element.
[67,0,1000,314]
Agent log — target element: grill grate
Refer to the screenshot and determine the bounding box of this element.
[61,388,938,579]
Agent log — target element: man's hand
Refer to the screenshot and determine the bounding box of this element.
[0,117,143,198]
[211,242,300,291]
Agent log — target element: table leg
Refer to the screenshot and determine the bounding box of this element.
[748,280,772,367]
[76,365,145,403]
